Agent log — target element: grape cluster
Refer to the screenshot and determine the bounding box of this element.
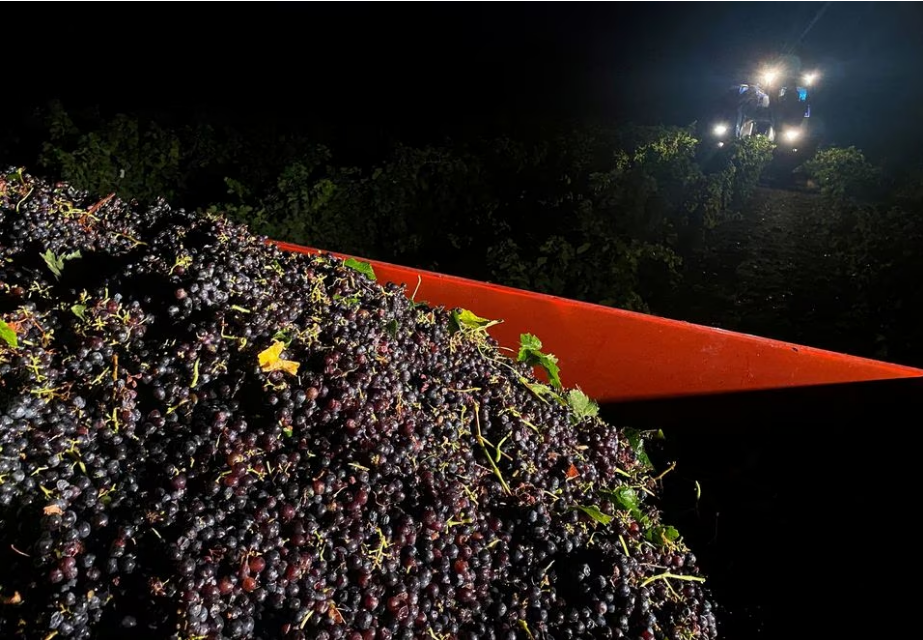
[0,170,717,639]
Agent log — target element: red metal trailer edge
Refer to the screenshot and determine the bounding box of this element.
[274,241,923,403]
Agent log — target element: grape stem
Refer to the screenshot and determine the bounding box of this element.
[298,610,314,630]
[16,186,34,213]
[651,462,677,482]
[618,534,631,557]
[640,572,706,588]
[473,402,512,494]
[410,275,422,303]
[86,193,115,215]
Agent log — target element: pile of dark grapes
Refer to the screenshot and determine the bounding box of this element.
[0,169,717,639]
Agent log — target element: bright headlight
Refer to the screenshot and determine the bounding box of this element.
[784,129,801,142]
[802,72,818,86]
[713,124,728,136]
[761,68,780,86]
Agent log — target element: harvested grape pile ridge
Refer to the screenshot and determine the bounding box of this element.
[0,170,717,639]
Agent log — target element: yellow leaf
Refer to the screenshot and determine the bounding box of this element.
[258,341,285,368]
[274,359,300,375]
[43,504,64,516]
[258,341,300,375]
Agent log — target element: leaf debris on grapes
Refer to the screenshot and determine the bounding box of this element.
[450,308,502,333]
[602,485,645,521]
[517,332,563,390]
[343,257,376,280]
[0,319,17,348]
[624,427,664,469]
[574,504,614,525]
[39,249,81,279]
[567,387,599,422]
[257,340,300,375]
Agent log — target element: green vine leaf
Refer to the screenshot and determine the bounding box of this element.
[533,353,561,389]
[0,320,18,349]
[520,378,564,404]
[450,308,501,333]
[567,388,599,422]
[272,330,294,346]
[574,504,613,525]
[624,428,663,469]
[332,294,360,307]
[600,486,652,526]
[71,304,87,321]
[385,319,399,340]
[517,333,543,357]
[645,525,680,546]
[516,333,562,390]
[40,249,81,279]
[602,486,641,515]
[343,258,376,281]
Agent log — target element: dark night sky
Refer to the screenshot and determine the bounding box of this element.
[10,2,923,160]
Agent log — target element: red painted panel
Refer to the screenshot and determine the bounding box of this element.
[274,241,923,402]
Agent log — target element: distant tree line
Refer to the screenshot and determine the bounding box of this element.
[14,102,923,364]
